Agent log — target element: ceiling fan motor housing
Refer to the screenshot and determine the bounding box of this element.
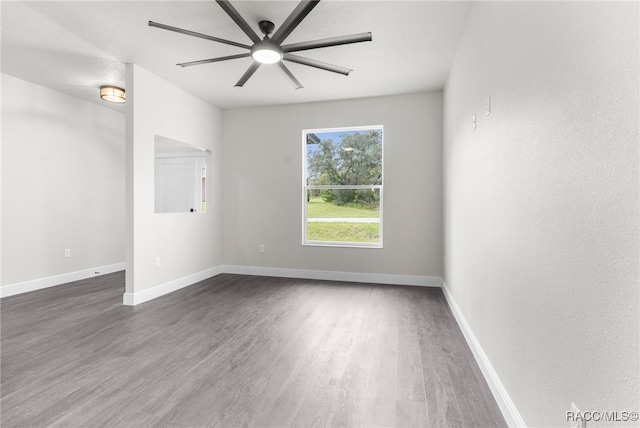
[258,20,275,36]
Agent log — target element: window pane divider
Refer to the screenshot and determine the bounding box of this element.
[306,185,382,190]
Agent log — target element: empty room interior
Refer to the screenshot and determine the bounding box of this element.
[1,1,638,427]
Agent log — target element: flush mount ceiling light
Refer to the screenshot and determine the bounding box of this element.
[100,85,126,103]
[148,0,372,89]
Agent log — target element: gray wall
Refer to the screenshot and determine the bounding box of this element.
[222,92,443,278]
[1,73,125,286]
[443,2,639,426]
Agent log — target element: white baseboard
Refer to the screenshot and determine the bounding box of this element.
[122,265,439,306]
[122,265,222,306]
[221,265,442,287]
[0,262,126,298]
[441,281,526,428]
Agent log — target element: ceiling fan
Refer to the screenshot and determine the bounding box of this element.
[149,0,372,89]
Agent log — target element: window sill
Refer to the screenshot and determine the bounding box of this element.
[303,241,383,249]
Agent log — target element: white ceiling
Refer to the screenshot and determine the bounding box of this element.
[1,1,473,111]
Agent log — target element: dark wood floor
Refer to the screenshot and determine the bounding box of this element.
[1,272,506,428]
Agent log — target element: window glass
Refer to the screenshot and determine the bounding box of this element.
[303,126,383,247]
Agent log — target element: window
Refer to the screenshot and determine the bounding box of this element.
[303,126,383,247]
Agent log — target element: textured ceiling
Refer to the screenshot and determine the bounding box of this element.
[1,1,472,111]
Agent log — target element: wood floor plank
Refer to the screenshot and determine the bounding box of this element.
[396,288,428,404]
[396,398,429,428]
[1,272,506,428]
[326,285,382,428]
[363,286,399,427]
[412,288,466,428]
[290,376,340,428]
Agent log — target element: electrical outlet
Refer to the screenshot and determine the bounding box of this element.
[155,257,161,268]
[259,244,265,253]
[64,249,71,258]
[570,403,586,428]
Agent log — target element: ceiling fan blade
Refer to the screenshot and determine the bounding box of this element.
[283,54,352,76]
[178,53,251,68]
[235,61,261,87]
[282,32,372,53]
[271,1,320,44]
[278,62,303,89]
[215,0,261,44]
[149,21,250,50]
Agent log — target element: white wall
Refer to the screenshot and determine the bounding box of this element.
[444,2,639,426]
[125,65,223,300]
[1,73,125,288]
[222,92,442,278]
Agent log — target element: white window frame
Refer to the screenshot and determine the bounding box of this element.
[302,125,384,248]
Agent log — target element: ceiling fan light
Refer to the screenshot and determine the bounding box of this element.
[251,48,282,64]
[100,85,126,103]
[250,39,283,64]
